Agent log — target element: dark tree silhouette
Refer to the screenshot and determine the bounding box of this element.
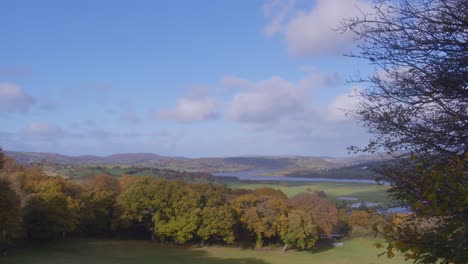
[340,0,467,263]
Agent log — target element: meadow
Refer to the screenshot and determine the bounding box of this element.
[224,180,390,204]
[2,238,407,264]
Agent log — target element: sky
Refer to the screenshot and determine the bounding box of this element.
[0,0,377,157]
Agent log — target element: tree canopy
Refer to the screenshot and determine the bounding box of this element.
[341,0,467,263]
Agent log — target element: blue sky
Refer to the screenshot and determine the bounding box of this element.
[0,0,375,157]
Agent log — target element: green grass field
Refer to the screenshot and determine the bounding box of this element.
[224,181,390,204]
[2,238,407,264]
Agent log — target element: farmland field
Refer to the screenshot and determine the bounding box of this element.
[2,238,407,264]
[224,180,390,204]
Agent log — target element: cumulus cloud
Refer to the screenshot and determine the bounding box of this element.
[227,76,306,123]
[23,122,65,139]
[224,70,343,124]
[0,83,36,113]
[219,71,369,155]
[158,97,220,123]
[328,86,362,120]
[264,0,372,56]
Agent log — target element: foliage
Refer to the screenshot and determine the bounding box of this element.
[231,190,289,247]
[280,209,318,250]
[197,205,237,244]
[0,153,331,250]
[79,175,122,236]
[341,0,468,262]
[289,192,338,235]
[0,179,21,243]
[23,192,77,240]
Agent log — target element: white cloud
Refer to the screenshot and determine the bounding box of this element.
[158,97,220,123]
[264,0,372,56]
[227,76,307,123]
[23,122,65,139]
[225,70,343,124]
[328,86,362,120]
[0,83,36,113]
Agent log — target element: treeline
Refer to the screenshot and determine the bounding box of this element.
[33,162,237,184]
[0,150,382,251]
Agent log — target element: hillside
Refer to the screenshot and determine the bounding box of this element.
[5,151,384,179]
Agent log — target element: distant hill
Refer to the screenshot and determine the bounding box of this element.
[5,151,176,166]
[4,150,385,178]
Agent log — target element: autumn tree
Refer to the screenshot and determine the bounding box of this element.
[289,193,338,235]
[349,210,371,228]
[231,190,289,248]
[79,175,122,236]
[341,0,467,262]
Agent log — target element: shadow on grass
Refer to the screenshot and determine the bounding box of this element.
[2,239,271,264]
[193,254,270,264]
[308,241,335,254]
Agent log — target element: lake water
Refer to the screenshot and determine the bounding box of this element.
[214,170,380,184]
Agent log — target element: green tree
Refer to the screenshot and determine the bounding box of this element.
[280,209,318,250]
[152,183,226,244]
[23,177,81,240]
[117,177,167,235]
[197,205,237,244]
[23,192,77,240]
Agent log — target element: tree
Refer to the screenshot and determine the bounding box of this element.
[117,177,168,235]
[197,205,237,244]
[341,1,467,263]
[23,178,81,240]
[231,191,289,247]
[23,192,77,240]
[80,175,122,236]
[280,209,318,250]
[153,182,203,244]
[0,179,21,243]
[153,183,227,244]
[289,193,338,235]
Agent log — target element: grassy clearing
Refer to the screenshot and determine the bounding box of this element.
[224,181,390,204]
[2,238,407,264]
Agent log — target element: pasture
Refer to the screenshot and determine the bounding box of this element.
[2,238,407,264]
[224,180,390,204]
